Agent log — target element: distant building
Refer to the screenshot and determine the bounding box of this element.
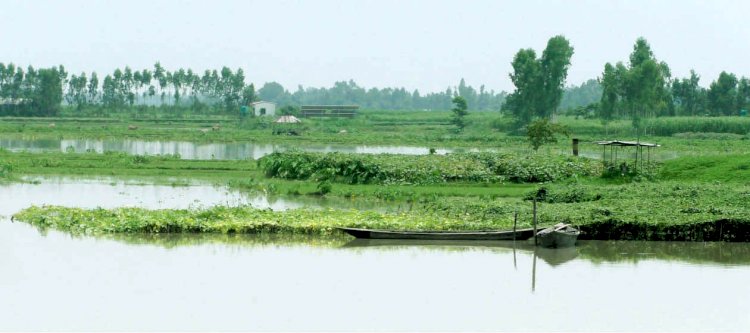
[250,101,276,116]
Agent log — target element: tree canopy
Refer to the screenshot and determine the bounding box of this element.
[502,35,574,127]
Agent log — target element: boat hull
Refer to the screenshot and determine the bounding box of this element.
[537,230,579,248]
[337,227,538,241]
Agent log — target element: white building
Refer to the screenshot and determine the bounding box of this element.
[250,101,276,116]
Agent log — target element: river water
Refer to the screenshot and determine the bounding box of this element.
[1,178,749,331]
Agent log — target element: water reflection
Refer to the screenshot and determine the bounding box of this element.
[0,138,488,160]
[0,176,388,218]
[338,238,750,266]
[1,220,749,331]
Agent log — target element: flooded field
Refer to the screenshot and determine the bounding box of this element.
[0,176,394,216]
[0,138,465,160]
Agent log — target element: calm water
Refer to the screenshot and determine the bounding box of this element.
[1,222,749,331]
[0,138,469,160]
[1,178,749,331]
[0,137,683,161]
[0,176,392,213]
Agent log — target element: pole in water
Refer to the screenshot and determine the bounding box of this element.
[513,208,518,241]
[533,198,538,246]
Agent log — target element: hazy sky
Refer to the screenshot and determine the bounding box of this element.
[2,0,749,93]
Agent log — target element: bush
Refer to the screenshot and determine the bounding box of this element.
[258,151,601,185]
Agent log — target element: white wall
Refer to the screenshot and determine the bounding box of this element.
[252,102,276,116]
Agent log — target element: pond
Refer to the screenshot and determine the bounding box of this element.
[0,138,475,160]
[0,221,748,331]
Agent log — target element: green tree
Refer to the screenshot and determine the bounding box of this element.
[242,83,257,106]
[539,35,575,118]
[526,118,568,151]
[671,70,705,116]
[599,38,670,136]
[450,95,468,132]
[707,71,738,116]
[503,35,574,127]
[737,77,750,114]
[30,68,63,116]
[599,63,620,128]
[503,48,541,126]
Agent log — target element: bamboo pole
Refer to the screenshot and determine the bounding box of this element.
[533,198,538,246]
[512,208,518,241]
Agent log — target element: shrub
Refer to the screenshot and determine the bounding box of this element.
[258,151,601,185]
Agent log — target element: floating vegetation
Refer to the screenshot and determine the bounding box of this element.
[13,205,518,236]
[12,181,750,241]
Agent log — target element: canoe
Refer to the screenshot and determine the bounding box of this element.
[536,223,580,248]
[337,227,538,241]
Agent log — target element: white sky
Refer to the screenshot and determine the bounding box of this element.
[2,0,749,93]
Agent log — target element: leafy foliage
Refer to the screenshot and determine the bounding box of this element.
[450,96,468,132]
[258,151,600,184]
[503,35,574,126]
[526,118,569,151]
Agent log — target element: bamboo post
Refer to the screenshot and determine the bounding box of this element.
[512,208,518,241]
[533,198,538,246]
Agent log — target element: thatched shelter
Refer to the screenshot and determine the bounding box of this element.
[275,115,301,124]
[273,115,302,135]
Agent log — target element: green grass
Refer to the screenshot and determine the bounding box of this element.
[660,154,750,183]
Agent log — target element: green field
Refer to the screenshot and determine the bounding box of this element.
[3,111,750,241]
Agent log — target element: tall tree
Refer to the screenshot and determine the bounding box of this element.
[503,48,541,126]
[599,37,670,135]
[539,35,575,118]
[737,77,750,113]
[450,95,468,132]
[503,35,574,127]
[707,71,738,116]
[671,70,705,116]
[30,68,63,116]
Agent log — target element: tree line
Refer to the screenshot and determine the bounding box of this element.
[2,38,749,119]
[504,36,750,133]
[598,38,750,129]
[255,78,507,111]
[0,62,508,116]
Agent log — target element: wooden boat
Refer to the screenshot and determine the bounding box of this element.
[536,223,580,248]
[336,227,538,241]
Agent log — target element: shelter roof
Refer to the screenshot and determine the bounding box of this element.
[275,115,301,123]
[250,101,276,106]
[595,140,660,147]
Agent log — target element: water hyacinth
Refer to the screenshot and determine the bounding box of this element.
[13,205,517,236]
